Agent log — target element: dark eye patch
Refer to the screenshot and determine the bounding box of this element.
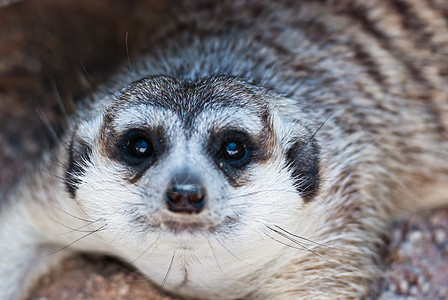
[111,127,166,182]
[285,139,320,201]
[213,130,253,168]
[118,129,157,166]
[65,130,92,198]
[209,129,261,186]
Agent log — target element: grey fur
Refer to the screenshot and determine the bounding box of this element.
[1,0,448,299]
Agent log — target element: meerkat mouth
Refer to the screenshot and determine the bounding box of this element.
[149,211,239,234]
[160,219,212,233]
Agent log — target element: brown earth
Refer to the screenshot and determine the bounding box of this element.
[0,1,447,299]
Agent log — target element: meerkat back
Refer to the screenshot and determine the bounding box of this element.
[1,0,448,299]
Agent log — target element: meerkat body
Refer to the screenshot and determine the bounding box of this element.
[1,0,448,299]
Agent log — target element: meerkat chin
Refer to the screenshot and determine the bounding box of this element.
[1,1,448,299]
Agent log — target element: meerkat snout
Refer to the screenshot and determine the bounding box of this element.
[166,171,206,214]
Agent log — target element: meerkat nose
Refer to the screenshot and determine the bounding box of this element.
[166,171,206,214]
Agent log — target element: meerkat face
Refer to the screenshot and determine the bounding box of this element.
[65,75,320,298]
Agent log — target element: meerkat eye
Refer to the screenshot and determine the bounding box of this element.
[121,130,155,165]
[127,137,153,158]
[215,131,252,167]
[220,141,247,161]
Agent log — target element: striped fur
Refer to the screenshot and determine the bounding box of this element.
[1,1,447,299]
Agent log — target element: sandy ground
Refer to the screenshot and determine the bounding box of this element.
[1,0,447,299]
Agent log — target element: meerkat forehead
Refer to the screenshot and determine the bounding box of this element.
[104,75,270,135]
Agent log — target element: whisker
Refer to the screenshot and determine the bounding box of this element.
[214,236,252,266]
[35,107,62,144]
[272,225,360,254]
[48,216,98,234]
[49,203,94,223]
[261,54,278,85]
[50,78,69,120]
[263,231,307,251]
[60,221,100,235]
[42,157,67,170]
[266,225,343,270]
[154,252,175,300]
[189,251,205,270]
[126,32,133,71]
[41,224,106,259]
[131,234,160,264]
[80,60,114,95]
[123,201,146,206]
[296,112,335,157]
[206,239,232,280]
[226,188,299,200]
[38,167,66,182]
[35,107,80,157]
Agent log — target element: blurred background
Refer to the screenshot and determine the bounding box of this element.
[0,1,446,298]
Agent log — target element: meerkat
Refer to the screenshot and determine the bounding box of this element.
[1,0,448,299]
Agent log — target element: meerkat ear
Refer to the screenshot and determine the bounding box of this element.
[65,130,93,198]
[285,137,320,202]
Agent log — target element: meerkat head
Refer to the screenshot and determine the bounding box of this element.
[65,75,320,298]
